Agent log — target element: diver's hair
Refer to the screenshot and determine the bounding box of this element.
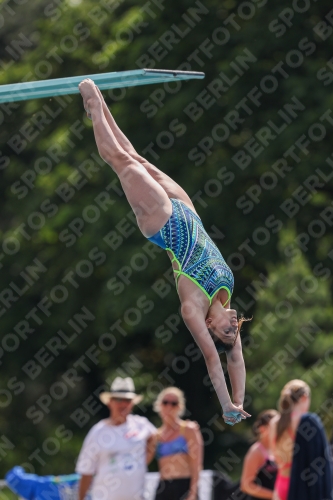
[153,386,186,417]
[252,409,278,440]
[234,316,251,346]
[276,379,311,442]
[209,316,251,353]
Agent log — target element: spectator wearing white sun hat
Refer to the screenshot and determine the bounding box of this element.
[76,377,156,500]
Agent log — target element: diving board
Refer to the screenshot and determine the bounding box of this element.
[0,69,205,104]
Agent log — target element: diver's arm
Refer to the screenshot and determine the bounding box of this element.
[181,306,249,421]
[226,333,246,406]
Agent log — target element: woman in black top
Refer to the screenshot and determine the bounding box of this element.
[240,409,278,499]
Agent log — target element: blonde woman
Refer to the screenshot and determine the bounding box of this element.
[240,409,278,499]
[153,387,203,500]
[269,380,311,500]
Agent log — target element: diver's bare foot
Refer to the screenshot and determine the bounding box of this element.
[78,79,101,118]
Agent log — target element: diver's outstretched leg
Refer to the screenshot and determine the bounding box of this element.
[96,87,198,215]
[79,79,172,237]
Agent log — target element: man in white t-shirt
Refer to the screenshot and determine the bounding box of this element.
[76,377,156,500]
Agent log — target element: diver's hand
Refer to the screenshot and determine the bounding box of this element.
[222,402,251,426]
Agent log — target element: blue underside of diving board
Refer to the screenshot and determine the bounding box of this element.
[0,69,205,103]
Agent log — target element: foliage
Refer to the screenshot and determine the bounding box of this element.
[0,0,332,479]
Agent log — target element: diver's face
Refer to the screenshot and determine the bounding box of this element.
[206,308,238,345]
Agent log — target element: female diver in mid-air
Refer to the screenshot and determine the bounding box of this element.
[79,79,251,426]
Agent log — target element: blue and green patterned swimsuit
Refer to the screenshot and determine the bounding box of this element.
[148,198,234,304]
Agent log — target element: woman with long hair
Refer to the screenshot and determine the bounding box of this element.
[240,409,278,499]
[78,79,251,426]
[269,380,311,500]
[152,387,203,500]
